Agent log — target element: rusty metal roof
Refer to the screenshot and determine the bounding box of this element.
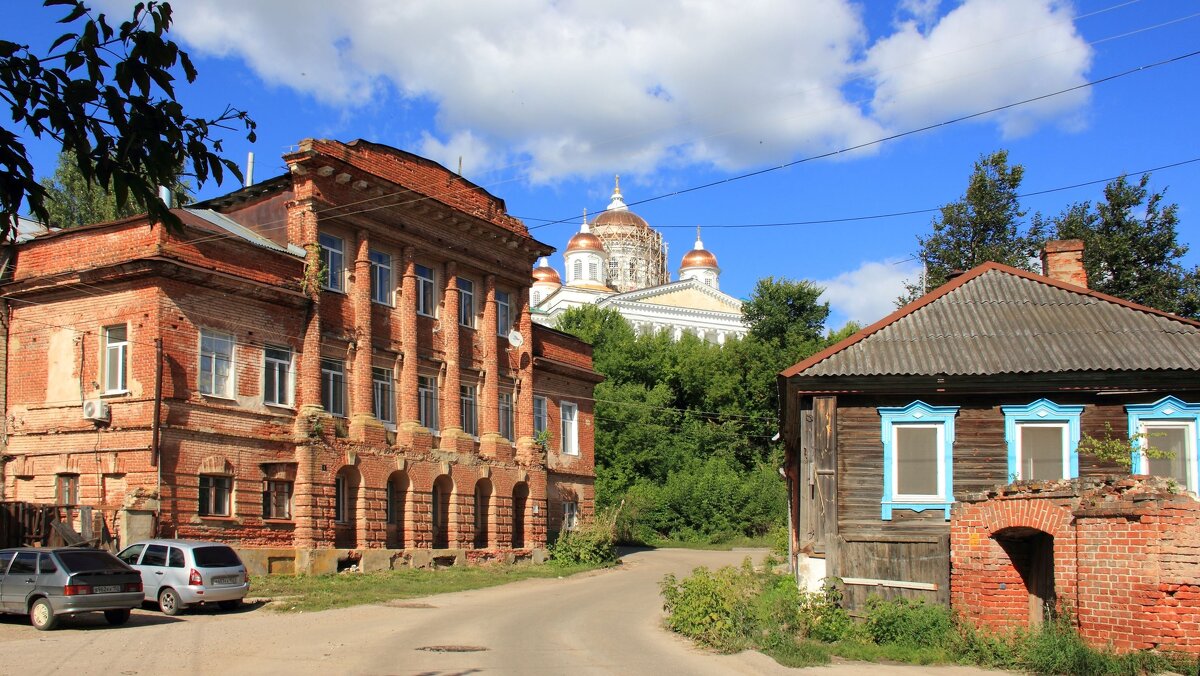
[786,264,1200,378]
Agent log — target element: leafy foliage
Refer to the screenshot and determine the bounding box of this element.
[1042,173,1200,319]
[1,0,256,239]
[1076,422,1171,470]
[39,149,191,227]
[901,150,1045,304]
[557,279,844,544]
[549,508,619,566]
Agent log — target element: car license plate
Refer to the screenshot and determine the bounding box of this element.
[93,585,122,593]
[213,575,238,585]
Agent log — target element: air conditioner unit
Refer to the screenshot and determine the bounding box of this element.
[82,399,110,423]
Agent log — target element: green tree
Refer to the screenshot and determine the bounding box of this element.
[39,149,192,227]
[741,276,829,352]
[1045,173,1200,318]
[1,0,255,240]
[900,150,1043,303]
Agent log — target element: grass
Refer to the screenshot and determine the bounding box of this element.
[252,561,605,613]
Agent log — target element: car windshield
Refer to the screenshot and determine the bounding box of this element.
[56,550,127,574]
[193,546,241,568]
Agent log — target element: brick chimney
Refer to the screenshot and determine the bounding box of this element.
[1041,239,1087,289]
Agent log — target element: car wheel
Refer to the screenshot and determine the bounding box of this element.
[158,588,184,616]
[104,609,131,625]
[218,600,242,611]
[30,598,58,631]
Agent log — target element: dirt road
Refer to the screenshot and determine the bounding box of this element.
[0,548,1004,675]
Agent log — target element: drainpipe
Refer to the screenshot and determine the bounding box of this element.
[152,337,163,534]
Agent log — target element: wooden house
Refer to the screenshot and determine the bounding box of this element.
[777,241,1200,609]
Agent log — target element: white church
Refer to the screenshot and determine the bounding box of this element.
[531,178,747,345]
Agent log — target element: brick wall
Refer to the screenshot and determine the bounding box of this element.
[951,477,1200,653]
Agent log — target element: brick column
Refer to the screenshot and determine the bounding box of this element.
[287,194,322,549]
[349,230,384,443]
[440,261,463,447]
[479,275,502,459]
[398,247,419,425]
[514,285,538,466]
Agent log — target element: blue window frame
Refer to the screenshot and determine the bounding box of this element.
[1126,396,1200,493]
[1002,399,1083,481]
[878,401,959,521]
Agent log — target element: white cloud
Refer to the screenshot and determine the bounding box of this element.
[817,259,922,327]
[128,0,1094,182]
[864,0,1093,138]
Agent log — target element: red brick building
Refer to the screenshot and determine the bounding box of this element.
[0,139,600,573]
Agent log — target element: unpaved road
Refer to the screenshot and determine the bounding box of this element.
[0,548,1005,675]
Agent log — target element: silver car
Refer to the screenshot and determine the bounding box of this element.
[0,547,144,630]
[117,539,250,615]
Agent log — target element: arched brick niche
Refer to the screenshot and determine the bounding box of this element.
[951,478,1200,654]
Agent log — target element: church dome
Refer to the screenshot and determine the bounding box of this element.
[590,176,651,231]
[532,257,561,285]
[680,229,718,269]
[566,230,606,253]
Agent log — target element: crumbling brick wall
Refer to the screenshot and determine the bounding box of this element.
[952,477,1200,653]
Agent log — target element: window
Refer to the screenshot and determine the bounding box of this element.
[458,277,475,327]
[199,329,234,398]
[563,501,578,530]
[533,396,548,436]
[318,233,344,292]
[38,553,57,574]
[369,249,392,305]
[142,545,168,567]
[168,547,185,568]
[532,290,542,305]
[321,358,347,417]
[1127,397,1200,493]
[418,375,439,432]
[416,264,436,317]
[373,366,395,424]
[103,325,128,393]
[1003,399,1082,481]
[461,385,478,437]
[561,401,579,455]
[878,401,958,520]
[199,474,232,516]
[573,260,582,281]
[262,480,293,519]
[588,261,598,280]
[334,474,347,523]
[263,346,293,407]
[499,391,514,440]
[56,474,79,505]
[608,260,618,278]
[496,290,511,336]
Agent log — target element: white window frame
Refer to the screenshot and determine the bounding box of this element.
[1014,423,1070,481]
[318,233,344,292]
[1126,396,1200,494]
[102,324,128,394]
[199,329,234,399]
[561,401,579,456]
[496,290,511,337]
[572,260,582,281]
[458,277,475,328]
[416,264,436,317]
[563,501,578,530]
[321,358,347,417]
[890,423,946,503]
[263,346,293,407]
[1138,420,1198,493]
[373,366,395,425]
[878,401,958,521]
[460,384,478,437]
[418,374,439,433]
[369,249,393,306]
[533,396,548,435]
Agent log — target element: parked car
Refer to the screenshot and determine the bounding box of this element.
[0,547,144,630]
[116,540,249,615]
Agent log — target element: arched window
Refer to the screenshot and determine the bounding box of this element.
[532,290,542,305]
[573,260,582,281]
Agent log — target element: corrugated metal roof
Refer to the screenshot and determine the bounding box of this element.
[794,267,1200,377]
[183,208,306,258]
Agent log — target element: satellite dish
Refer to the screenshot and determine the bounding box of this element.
[507,329,524,349]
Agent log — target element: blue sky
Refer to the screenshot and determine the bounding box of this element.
[10,0,1200,328]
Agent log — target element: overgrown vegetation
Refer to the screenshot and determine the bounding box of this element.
[550,508,620,565]
[661,559,1200,673]
[555,282,858,546]
[1076,422,1172,470]
[253,561,601,613]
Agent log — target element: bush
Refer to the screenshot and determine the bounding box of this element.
[798,583,856,643]
[862,595,956,648]
[660,559,761,651]
[550,509,619,566]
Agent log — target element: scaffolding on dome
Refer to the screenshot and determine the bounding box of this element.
[591,221,668,293]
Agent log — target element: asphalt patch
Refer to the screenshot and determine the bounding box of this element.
[416,645,489,653]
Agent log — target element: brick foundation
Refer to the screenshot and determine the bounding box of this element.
[952,477,1200,653]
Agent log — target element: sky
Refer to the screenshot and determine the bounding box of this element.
[9,0,1200,329]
